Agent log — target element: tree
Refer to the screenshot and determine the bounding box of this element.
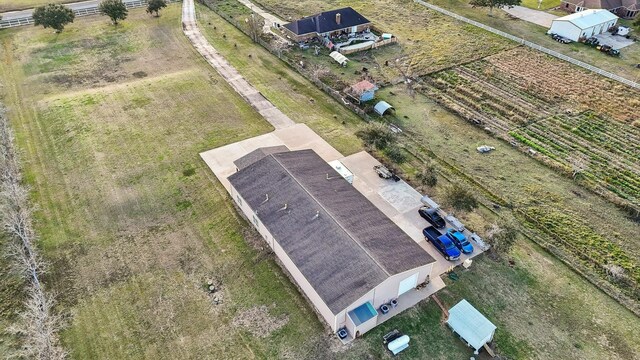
[416,163,438,187]
[634,16,640,30]
[32,4,75,33]
[146,0,167,17]
[99,0,128,25]
[469,0,521,15]
[444,183,478,212]
[246,13,264,43]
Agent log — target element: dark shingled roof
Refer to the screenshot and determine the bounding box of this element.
[234,146,290,171]
[284,7,371,36]
[228,149,435,314]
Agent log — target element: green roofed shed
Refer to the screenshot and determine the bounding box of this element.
[446,299,496,354]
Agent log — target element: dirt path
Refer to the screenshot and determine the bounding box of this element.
[181,0,295,130]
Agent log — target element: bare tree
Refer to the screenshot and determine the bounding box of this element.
[391,54,416,98]
[309,64,330,82]
[246,13,264,43]
[567,153,588,179]
[271,38,290,59]
[0,107,65,360]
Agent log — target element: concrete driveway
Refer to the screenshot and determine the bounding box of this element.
[502,5,558,28]
[594,33,636,50]
[201,124,486,289]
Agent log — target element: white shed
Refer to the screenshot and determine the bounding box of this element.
[446,299,496,354]
[548,9,619,41]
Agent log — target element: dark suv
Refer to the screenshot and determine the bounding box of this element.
[418,207,446,229]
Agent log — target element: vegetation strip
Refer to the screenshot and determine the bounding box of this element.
[413,0,640,89]
[0,109,65,359]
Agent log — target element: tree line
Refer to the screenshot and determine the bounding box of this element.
[32,0,169,33]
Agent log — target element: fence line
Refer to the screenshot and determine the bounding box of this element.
[414,0,639,89]
[0,0,179,29]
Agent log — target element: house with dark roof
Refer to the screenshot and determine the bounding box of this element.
[282,7,372,42]
[560,0,639,19]
[228,148,435,339]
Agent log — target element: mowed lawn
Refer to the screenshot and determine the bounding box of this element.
[0,5,330,359]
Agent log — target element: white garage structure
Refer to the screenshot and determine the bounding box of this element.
[548,9,619,41]
[447,299,497,355]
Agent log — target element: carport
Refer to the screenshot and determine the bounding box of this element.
[446,299,496,355]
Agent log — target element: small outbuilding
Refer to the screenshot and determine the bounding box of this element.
[548,9,619,41]
[446,299,496,355]
[330,51,349,66]
[346,80,378,103]
[374,101,394,116]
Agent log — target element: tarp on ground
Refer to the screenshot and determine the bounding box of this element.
[374,101,394,115]
[446,299,496,351]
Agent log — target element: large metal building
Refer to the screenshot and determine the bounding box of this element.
[228,147,435,339]
[548,9,619,41]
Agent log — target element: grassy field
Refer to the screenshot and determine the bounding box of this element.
[0,2,639,360]
[0,5,333,359]
[520,0,561,10]
[195,5,640,359]
[254,0,515,77]
[426,0,640,82]
[0,0,75,12]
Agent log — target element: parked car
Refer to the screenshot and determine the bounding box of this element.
[446,229,473,254]
[418,207,446,228]
[550,33,572,44]
[584,37,599,46]
[422,226,461,261]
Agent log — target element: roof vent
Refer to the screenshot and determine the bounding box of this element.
[261,193,269,204]
[326,173,339,180]
[336,13,341,25]
[312,210,320,220]
[277,203,288,212]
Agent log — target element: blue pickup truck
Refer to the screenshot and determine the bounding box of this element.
[422,226,461,261]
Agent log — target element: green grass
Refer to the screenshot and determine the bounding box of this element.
[0,5,327,359]
[520,0,561,10]
[193,4,640,359]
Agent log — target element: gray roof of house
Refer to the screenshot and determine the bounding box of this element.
[228,149,435,314]
[233,146,290,170]
[284,7,371,36]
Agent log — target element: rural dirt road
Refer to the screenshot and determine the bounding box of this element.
[0,0,136,21]
[182,0,295,130]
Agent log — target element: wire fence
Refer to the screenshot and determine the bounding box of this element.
[414,0,639,89]
[0,0,180,29]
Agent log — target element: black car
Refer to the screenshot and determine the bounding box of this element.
[418,207,446,229]
[550,33,572,44]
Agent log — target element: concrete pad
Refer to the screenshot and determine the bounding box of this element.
[594,33,636,50]
[502,5,558,28]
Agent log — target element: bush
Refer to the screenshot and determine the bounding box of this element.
[416,163,438,187]
[355,122,395,151]
[486,222,518,255]
[384,145,407,164]
[444,183,478,212]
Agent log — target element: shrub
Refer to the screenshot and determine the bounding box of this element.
[444,183,478,212]
[355,122,396,151]
[416,163,438,187]
[486,222,518,255]
[384,145,407,164]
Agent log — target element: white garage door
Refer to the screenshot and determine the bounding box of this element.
[398,273,418,296]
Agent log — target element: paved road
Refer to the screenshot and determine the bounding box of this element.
[182,0,295,129]
[502,5,558,28]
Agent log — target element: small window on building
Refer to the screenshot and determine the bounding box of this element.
[236,195,243,206]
